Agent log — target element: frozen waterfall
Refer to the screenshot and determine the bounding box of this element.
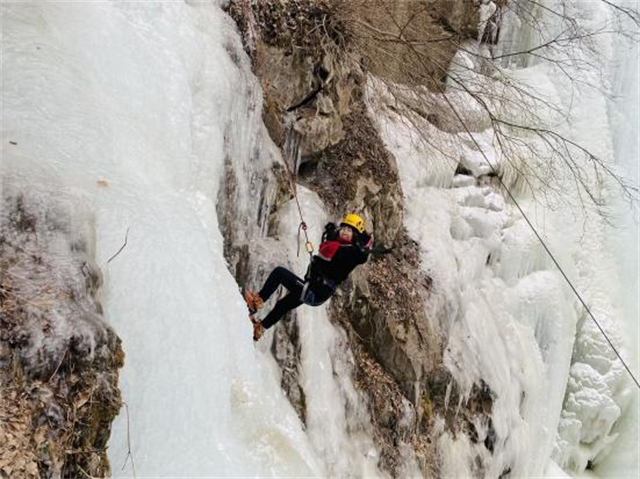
[2,1,391,476]
[1,0,637,478]
[369,0,638,477]
[2,1,320,476]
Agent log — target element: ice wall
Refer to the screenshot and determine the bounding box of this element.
[2,1,323,476]
[2,1,412,476]
[606,2,640,363]
[597,4,640,476]
[369,0,638,476]
[3,0,636,477]
[525,2,637,474]
[373,102,578,477]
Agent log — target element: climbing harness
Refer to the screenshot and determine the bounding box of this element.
[300,278,336,306]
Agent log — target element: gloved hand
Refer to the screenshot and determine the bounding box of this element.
[364,233,373,249]
[322,222,337,242]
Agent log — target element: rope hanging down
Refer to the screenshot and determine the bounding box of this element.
[282,126,314,258]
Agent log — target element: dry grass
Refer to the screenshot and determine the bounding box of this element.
[228,0,350,61]
[228,0,479,90]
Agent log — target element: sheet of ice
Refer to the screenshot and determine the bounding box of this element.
[545,459,572,478]
[522,2,637,474]
[2,1,323,476]
[368,0,637,476]
[596,3,640,477]
[477,1,497,44]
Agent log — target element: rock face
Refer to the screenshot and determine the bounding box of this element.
[256,40,359,159]
[225,0,494,476]
[0,192,123,479]
[228,0,361,160]
[340,0,478,89]
[308,102,441,400]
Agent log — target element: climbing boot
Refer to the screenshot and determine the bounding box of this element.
[243,290,264,315]
[252,319,264,342]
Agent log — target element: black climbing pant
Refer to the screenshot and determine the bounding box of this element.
[258,267,304,330]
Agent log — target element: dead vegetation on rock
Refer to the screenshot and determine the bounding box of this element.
[345,323,441,477]
[228,0,350,61]
[0,192,123,479]
[309,102,399,207]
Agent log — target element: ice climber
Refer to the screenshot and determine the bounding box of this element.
[244,213,389,341]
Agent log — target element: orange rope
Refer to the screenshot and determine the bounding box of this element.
[283,131,313,258]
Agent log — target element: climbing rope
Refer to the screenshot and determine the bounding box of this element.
[282,126,314,258]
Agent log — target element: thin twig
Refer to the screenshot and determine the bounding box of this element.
[77,464,99,479]
[107,227,130,264]
[120,401,137,478]
[48,348,67,382]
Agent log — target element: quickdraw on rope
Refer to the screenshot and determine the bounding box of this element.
[296,221,314,258]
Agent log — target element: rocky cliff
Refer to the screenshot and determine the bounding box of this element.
[0,190,123,479]
[225,0,496,476]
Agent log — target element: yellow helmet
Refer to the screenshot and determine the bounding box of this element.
[340,213,366,234]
